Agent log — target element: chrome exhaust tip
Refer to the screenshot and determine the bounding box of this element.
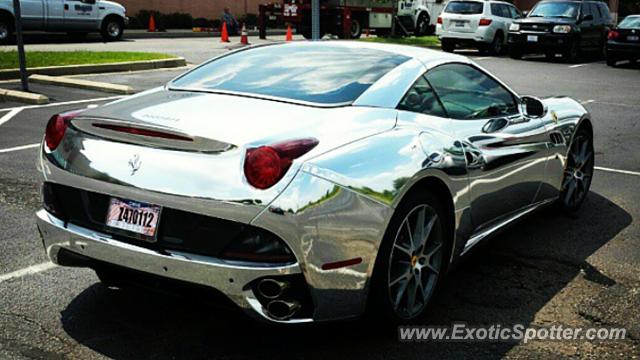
[257,278,290,299]
[265,300,301,320]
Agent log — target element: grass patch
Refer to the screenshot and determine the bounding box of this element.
[0,51,176,70]
[360,36,440,48]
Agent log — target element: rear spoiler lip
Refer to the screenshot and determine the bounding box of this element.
[70,117,236,154]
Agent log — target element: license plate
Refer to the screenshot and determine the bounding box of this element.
[628,35,639,41]
[527,35,538,42]
[269,15,276,20]
[454,21,465,27]
[106,198,161,239]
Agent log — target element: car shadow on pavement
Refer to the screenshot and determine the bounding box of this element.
[60,191,631,359]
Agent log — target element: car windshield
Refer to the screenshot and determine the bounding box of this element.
[528,2,579,18]
[169,44,409,105]
[618,16,640,29]
[444,1,484,14]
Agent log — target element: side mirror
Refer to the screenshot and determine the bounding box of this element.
[522,10,528,17]
[521,96,546,118]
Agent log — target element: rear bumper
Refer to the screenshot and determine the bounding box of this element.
[436,24,493,44]
[607,40,640,57]
[36,209,306,323]
[507,31,575,52]
[37,138,395,323]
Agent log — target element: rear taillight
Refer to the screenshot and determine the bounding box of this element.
[244,138,319,190]
[437,16,442,24]
[608,30,619,40]
[44,109,84,150]
[479,18,492,26]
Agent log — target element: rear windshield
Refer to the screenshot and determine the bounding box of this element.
[444,1,484,14]
[170,44,409,105]
[529,2,579,18]
[618,16,640,29]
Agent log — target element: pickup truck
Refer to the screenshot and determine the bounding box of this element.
[0,0,127,43]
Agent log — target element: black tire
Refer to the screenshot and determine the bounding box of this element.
[350,19,362,39]
[101,16,124,41]
[545,51,556,61]
[557,127,594,214]
[606,55,617,67]
[0,17,14,45]
[509,47,523,59]
[415,12,430,36]
[369,190,449,324]
[441,39,455,53]
[489,32,504,55]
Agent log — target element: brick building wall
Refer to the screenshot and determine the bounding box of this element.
[118,0,264,18]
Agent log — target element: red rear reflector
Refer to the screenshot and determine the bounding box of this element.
[437,16,442,24]
[321,257,363,270]
[93,124,193,142]
[608,30,619,40]
[479,18,492,26]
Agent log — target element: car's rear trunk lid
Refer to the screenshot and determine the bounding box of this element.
[50,88,397,223]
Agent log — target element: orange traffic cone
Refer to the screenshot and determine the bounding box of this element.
[285,25,293,41]
[240,23,249,45]
[221,22,230,43]
[147,15,156,32]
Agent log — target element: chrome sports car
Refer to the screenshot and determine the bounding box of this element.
[36,42,594,324]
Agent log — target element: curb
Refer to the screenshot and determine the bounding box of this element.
[29,74,135,95]
[124,29,290,39]
[0,57,187,80]
[0,88,49,104]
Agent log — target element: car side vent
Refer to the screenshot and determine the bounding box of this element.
[550,132,565,145]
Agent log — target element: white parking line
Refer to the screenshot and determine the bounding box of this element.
[580,99,595,105]
[569,64,588,68]
[0,108,23,127]
[595,166,640,176]
[474,57,491,60]
[0,262,57,284]
[0,143,40,154]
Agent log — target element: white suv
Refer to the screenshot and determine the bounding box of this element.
[436,0,522,55]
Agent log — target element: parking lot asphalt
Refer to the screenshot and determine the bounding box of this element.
[0,47,639,359]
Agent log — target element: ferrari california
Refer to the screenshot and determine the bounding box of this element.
[36,41,594,323]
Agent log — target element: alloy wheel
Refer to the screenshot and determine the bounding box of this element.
[388,204,443,319]
[0,23,8,40]
[107,22,121,38]
[350,19,361,38]
[561,134,594,208]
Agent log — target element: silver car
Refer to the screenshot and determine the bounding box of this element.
[36,42,594,324]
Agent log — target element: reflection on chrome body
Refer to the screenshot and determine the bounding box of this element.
[36,41,591,323]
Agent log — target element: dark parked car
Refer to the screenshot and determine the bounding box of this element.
[507,0,613,61]
[606,15,640,66]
